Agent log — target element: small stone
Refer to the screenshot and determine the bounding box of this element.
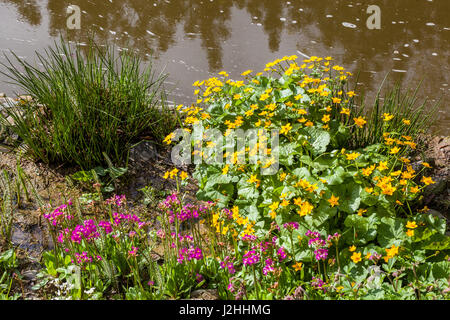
[22,270,38,281]
[19,95,33,102]
[190,289,219,300]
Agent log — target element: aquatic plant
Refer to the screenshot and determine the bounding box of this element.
[0,38,177,168]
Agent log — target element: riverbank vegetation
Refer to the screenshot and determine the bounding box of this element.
[0,41,448,300]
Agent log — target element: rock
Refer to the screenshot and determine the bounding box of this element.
[19,95,33,102]
[190,289,220,300]
[128,140,158,167]
[0,93,6,98]
[429,136,450,167]
[21,270,38,281]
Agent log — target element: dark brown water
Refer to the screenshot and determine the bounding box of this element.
[0,0,449,134]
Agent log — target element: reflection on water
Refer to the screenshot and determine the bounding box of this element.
[0,0,449,134]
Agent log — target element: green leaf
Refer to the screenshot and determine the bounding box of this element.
[323,166,348,185]
[377,217,404,248]
[304,127,330,155]
[334,181,361,214]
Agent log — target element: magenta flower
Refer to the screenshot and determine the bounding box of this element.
[128,246,139,257]
[177,246,203,264]
[196,273,204,283]
[283,221,299,230]
[262,258,275,275]
[277,247,287,261]
[105,195,126,207]
[220,256,236,274]
[243,250,260,266]
[311,277,327,292]
[98,220,112,234]
[314,248,329,261]
[74,251,93,265]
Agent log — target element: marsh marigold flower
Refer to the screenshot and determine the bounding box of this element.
[351,252,362,263]
[354,116,367,128]
[328,195,339,207]
[406,221,418,229]
[421,176,436,185]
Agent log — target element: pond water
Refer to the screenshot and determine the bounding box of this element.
[0,0,449,134]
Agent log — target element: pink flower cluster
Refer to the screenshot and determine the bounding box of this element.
[73,252,102,265]
[112,212,145,229]
[71,219,100,244]
[243,250,260,266]
[262,258,275,275]
[220,256,236,274]
[241,234,257,242]
[177,246,203,264]
[306,230,329,261]
[311,276,327,292]
[277,247,287,261]
[105,195,127,207]
[168,203,207,223]
[128,246,139,257]
[160,193,180,209]
[43,202,73,226]
[283,221,299,230]
[327,232,341,243]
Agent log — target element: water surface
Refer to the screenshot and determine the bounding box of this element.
[0,0,449,134]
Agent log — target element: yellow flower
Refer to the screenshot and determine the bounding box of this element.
[390,146,401,154]
[294,94,303,101]
[361,164,376,177]
[422,162,431,168]
[340,107,350,116]
[357,208,367,216]
[163,132,175,145]
[328,195,340,207]
[293,262,303,271]
[247,174,259,183]
[345,152,360,161]
[351,252,362,263]
[163,171,170,179]
[353,116,367,128]
[241,70,253,76]
[382,113,394,121]
[298,201,314,216]
[332,97,342,104]
[377,161,388,171]
[222,164,229,175]
[406,221,418,229]
[269,201,279,211]
[349,245,356,252]
[180,171,188,180]
[385,244,399,260]
[259,93,270,101]
[280,123,293,135]
[347,91,356,97]
[322,114,331,123]
[390,170,402,177]
[421,176,435,185]
[402,119,411,125]
[406,229,414,237]
[365,187,373,193]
